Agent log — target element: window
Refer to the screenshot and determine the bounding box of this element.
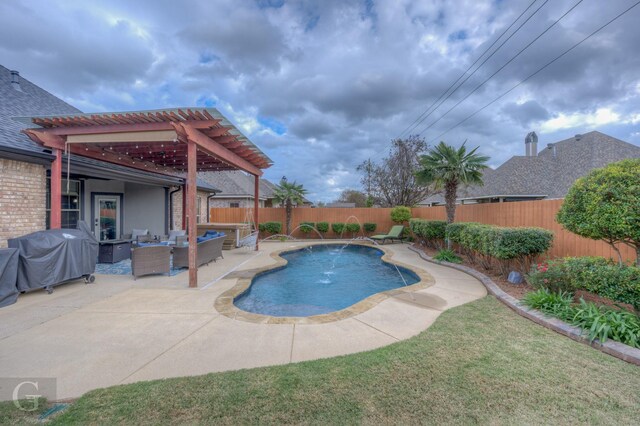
[197,197,202,224]
[230,202,240,208]
[46,179,81,229]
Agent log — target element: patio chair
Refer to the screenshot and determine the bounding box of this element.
[131,245,171,280]
[370,225,405,244]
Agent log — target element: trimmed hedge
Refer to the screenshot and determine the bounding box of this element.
[258,221,282,235]
[410,219,447,248]
[345,223,361,234]
[528,257,640,311]
[390,206,411,223]
[299,222,315,234]
[316,222,329,233]
[332,223,346,235]
[445,222,554,274]
[363,223,377,233]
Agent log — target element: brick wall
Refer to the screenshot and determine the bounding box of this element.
[171,189,211,230]
[0,159,47,247]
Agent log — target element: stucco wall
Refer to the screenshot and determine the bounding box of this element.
[123,183,166,237]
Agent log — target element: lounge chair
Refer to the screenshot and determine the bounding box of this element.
[371,225,405,244]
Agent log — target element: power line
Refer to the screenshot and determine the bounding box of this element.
[429,0,640,142]
[416,0,585,137]
[398,0,547,139]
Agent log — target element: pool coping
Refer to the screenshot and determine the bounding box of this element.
[214,242,435,324]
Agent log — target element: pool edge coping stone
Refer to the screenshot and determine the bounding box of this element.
[214,242,436,325]
[407,245,640,367]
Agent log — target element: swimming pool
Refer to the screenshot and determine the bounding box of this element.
[234,244,420,317]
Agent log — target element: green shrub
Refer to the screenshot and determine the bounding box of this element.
[528,257,640,311]
[390,206,411,224]
[316,222,329,233]
[345,223,361,235]
[363,223,377,233]
[522,288,574,319]
[299,222,315,234]
[332,223,346,235]
[523,289,640,348]
[433,249,462,264]
[557,158,640,266]
[527,260,571,293]
[410,219,447,248]
[258,221,282,235]
[445,222,553,274]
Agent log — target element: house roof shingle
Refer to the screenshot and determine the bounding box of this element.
[420,131,640,204]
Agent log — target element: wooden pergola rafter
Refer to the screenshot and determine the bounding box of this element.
[21,108,272,288]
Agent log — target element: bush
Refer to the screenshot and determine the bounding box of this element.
[258,221,282,235]
[363,222,377,233]
[527,257,640,311]
[557,158,640,266]
[522,289,640,348]
[316,222,329,233]
[332,223,346,235]
[410,219,447,248]
[299,222,315,234]
[444,222,554,274]
[390,206,411,224]
[345,223,361,235]
[433,249,462,264]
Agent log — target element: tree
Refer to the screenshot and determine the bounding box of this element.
[335,189,368,207]
[557,159,640,266]
[273,179,308,235]
[357,136,435,207]
[416,141,489,227]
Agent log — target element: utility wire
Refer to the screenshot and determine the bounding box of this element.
[417,0,585,137]
[398,0,547,139]
[429,0,640,142]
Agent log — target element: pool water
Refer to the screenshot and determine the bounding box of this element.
[234,244,420,317]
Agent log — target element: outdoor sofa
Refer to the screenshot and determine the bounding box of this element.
[172,232,225,269]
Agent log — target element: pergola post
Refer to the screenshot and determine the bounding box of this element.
[187,140,198,288]
[254,174,259,251]
[50,148,63,229]
[181,185,186,230]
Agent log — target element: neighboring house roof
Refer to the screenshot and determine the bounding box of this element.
[0,65,80,154]
[326,202,356,208]
[198,170,313,204]
[420,131,640,205]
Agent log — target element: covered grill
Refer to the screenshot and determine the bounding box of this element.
[8,222,98,293]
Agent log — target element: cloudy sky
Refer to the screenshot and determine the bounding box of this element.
[2,0,639,202]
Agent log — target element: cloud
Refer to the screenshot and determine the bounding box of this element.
[1,0,639,202]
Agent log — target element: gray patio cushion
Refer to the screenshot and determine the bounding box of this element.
[168,230,186,242]
[131,229,149,238]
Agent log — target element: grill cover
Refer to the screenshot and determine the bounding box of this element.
[8,222,98,291]
[0,248,19,307]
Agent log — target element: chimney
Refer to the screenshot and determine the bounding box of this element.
[575,134,582,141]
[10,70,23,92]
[525,131,538,157]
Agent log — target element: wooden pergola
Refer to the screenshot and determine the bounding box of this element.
[22,108,272,288]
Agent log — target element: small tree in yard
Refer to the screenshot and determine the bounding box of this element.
[557,159,640,266]
[390,206,411,224]
[273,180,308,235]
[416,141,489,224]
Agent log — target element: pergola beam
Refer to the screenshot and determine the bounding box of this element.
[178,123,263,176]
[42,120,222,136]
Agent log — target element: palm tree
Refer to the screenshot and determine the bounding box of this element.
[273,179,308,235]
[416,141,489,225]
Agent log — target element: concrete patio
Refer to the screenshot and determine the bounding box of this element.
[0,242,486,401]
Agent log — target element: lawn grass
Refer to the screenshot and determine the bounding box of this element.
[4,296,639,424]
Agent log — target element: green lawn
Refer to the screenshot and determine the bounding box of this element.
[4,296,639,425]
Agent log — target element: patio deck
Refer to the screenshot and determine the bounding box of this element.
[0,242,486,401]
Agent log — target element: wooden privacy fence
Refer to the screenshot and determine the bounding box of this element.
[209,199,635,262]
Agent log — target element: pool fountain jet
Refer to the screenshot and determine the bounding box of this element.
[259,224,325,243]
[333,235,415,301]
